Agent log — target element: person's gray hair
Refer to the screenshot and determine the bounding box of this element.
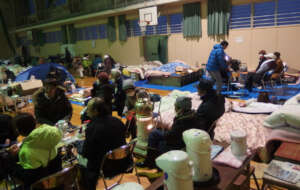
[175,96,192,112]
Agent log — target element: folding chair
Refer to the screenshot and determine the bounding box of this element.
[31,166,79,190]
[99,140,141,190]
[207,119,218,140]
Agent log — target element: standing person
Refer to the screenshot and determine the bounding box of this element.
[206,41,229,94]
[82,54,92,76]
[111,69,126,117]
[65,47,72,68]
[103,54,116,75]
[33,78,73,125]
[81,98,127,190]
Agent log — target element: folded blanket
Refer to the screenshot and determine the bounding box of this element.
[213,146,251,168]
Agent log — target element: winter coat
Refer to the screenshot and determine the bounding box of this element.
[206,44,227,72]
[197,91,225,126]
[18,124,62,169]
[33,87,73,125]
[82,116,126,173]
[164,111,204,150]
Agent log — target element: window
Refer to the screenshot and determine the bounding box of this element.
[156,16,168,34]
[45,31,62,43]
[277,0,300,26]
[76,28,84,41]
[145,25,154,35]
[28,0,36,15]
[98,24,107,39]
[230,4,251,29]
[253,1,276,27]
[169,13,182,33]
[131,20,142,36]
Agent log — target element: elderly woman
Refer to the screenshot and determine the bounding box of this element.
[81,97,127,190]
[103,54,116,74]
[137,96,203,168]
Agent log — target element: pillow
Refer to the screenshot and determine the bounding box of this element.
[264,105,300,129]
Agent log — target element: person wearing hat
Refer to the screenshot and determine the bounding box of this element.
[111,69,126,116]
[196,79,225,139]
[103,54,116,74]
[137,96,204,168]
[245,53,277,91]
[122,79,139,138]
[256,50,267,72]
[32,78,73,125]
[206,40,229,94]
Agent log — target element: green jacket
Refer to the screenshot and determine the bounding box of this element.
[82,59,92,68]
[18,124,63,169]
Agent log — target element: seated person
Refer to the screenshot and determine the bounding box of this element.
[122,79,138,138]
[137,97,205,168]
[33,78,73,125]
[271,52,284,80]
[1,68,16,84]
[256,50,267,72]
[81,98,127,190]
[4,113,62,188]
[0,114,17,148]
[245,53,277,91]
[111,69,126,117]
[196,79,225,139]
[91,72,114,113]
[103,54,116,75]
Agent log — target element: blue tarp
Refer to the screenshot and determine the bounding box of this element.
[15,63,75,83]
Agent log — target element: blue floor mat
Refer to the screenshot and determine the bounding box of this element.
[135,80,300,101]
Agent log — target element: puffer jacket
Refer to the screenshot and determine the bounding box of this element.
[18,124,63,169]
[206,44,227,72]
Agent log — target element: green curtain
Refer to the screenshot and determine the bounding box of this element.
[207,0,231,36]
[145,36,168,64]
[118,15,127,41]
[107,16,116,42]
[61,25,68,44]
[183,2,202,37]
[68,24,77,44]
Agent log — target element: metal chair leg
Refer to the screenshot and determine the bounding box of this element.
[251,172,260,190]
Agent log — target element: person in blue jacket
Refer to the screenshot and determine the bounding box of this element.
[206,41,229,94]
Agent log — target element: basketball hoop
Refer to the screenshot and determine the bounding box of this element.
[139,20,150,33]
